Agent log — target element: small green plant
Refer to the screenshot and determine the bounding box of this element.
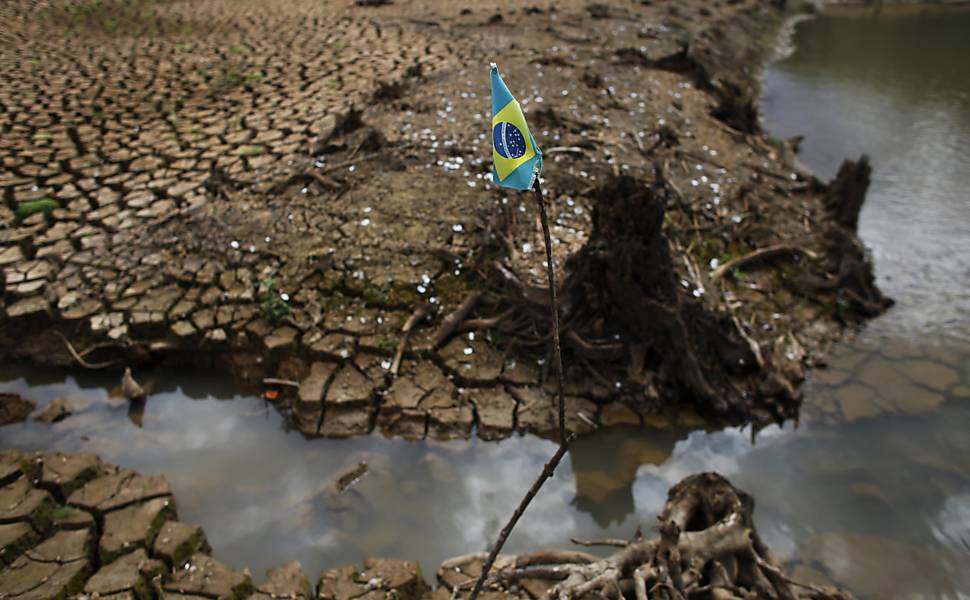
[260,279,290,324]
[217,69,244,89]
[731,268,747,280]
[238,145,266,157]
[375,335,399,353]
[52,505,77,521]
[15,198,59,220]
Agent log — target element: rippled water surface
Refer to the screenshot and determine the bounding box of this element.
[762,6,970,334]
[3,7,970,600]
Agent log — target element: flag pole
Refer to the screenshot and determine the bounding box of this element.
[469,65,571,600]
[532,178,567,445]
[465,179,573,600]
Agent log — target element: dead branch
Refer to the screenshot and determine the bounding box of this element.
[545,146,586,155]
[467,435,577,600]
[570,538,630,548]
[450,473,853,600]
[458,308,514,332]
[318,153,382,175]
[54,331,123,369]
[515,550,599,567]
[392,302,435,376]
[262,377,300,388]
[267,171,342,195]
[711,244,817,282]
[433,292,484,348]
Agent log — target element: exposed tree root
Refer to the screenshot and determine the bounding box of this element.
[440,473,853,600]
[803,156,893,318]
[480,175,774,423]
[470,159,890,429]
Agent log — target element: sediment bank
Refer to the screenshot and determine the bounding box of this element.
[0,0,888,438]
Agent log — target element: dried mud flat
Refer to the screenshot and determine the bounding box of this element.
[0,0,888,439]
[0,450,851,600]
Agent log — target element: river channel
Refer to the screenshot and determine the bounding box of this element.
[2,6,969,599]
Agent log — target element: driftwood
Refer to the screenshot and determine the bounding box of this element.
[444,473,853,600]
[710,244,817,282]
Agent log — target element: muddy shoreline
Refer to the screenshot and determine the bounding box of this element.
[0,0,886,438]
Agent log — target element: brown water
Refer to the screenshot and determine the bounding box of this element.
[3,8,970,599]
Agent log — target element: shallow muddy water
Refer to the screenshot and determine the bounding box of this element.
[2,362,969,597]
[3,7,970,600]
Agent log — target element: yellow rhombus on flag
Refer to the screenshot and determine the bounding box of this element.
[491,63,542,191]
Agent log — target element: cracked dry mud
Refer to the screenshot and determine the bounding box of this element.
[1,0,887,440]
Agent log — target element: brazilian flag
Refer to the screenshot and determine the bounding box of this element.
[491,64,542,191]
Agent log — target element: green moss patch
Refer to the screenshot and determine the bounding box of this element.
[15,198,59,220]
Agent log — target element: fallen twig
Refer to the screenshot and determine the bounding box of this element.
[433,291,484,348]
[392,302,434,376]
[54,331,122,369]
[711,244,818,282]
[267,172,342,195]
[458,308,514,332]
[730,313,765,369]
[318,153,382,175]
[570,537,630,548]
[262,377,300,388]
[544,146,586,155]
[577,412,598,430]
[467,435,577,600]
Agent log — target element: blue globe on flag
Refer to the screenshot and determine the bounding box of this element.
[493,121,527,159]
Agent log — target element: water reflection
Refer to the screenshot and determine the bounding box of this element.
[0,369,659,581]
[3,366,969,597]
[568,428,681,527]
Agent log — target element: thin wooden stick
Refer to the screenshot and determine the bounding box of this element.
[570,537,631,548]
[468,179,572,600]
[54,331,121,370]
[710,244,817,282]
[533,179,567,445]
[262,377,300,388]
[466,434,576,600]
